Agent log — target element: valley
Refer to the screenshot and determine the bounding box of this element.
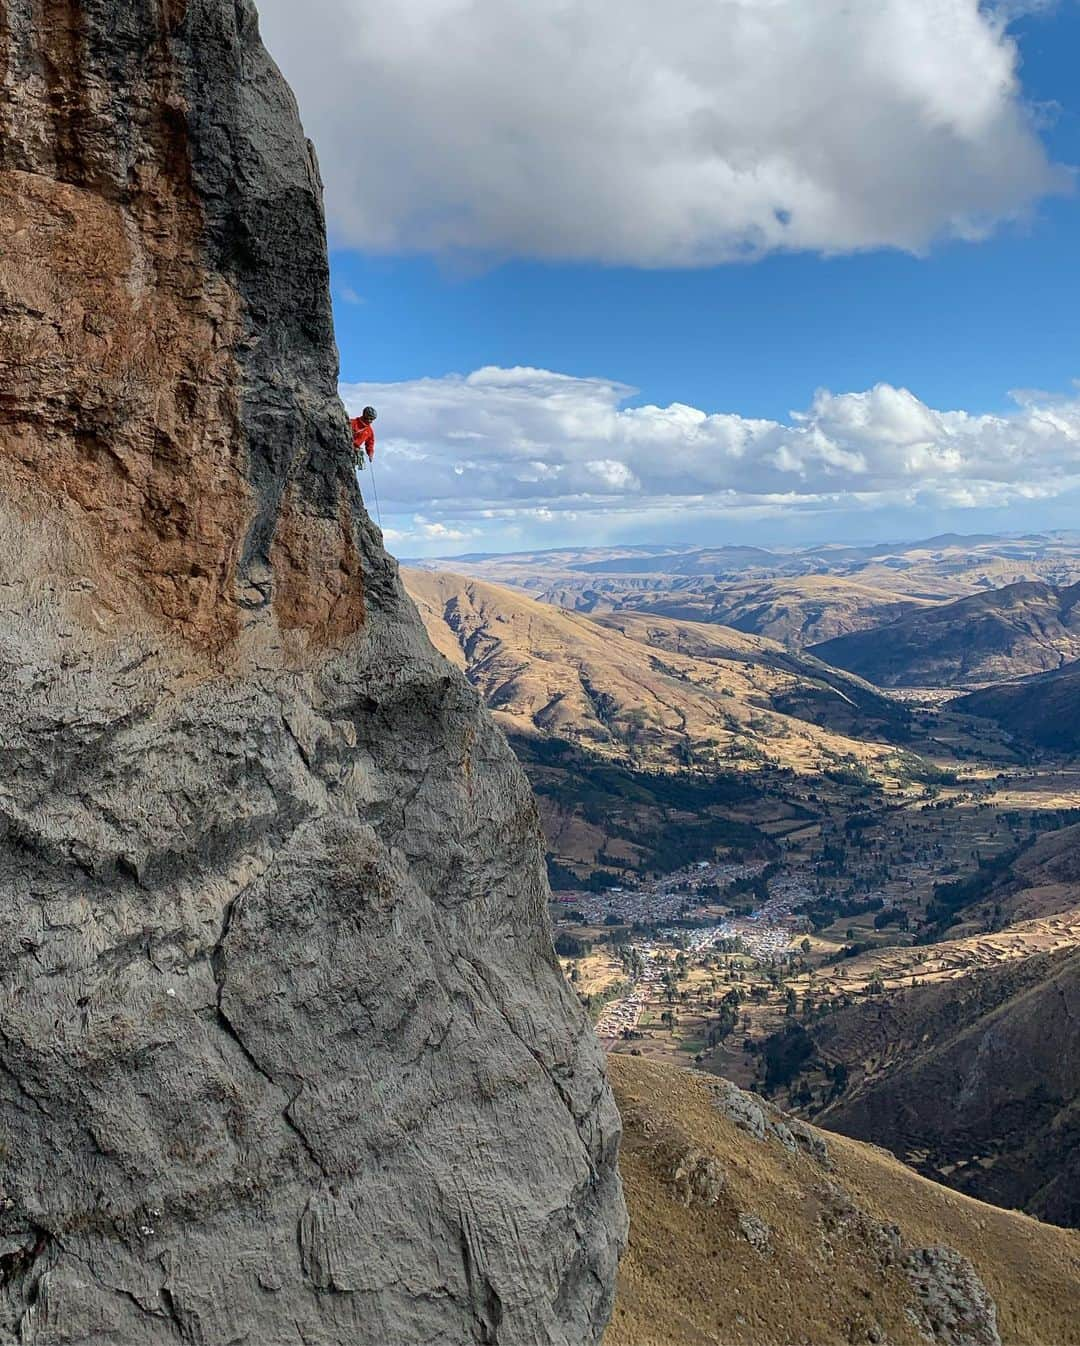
[551,759,1080,1070]
[407,543,1080,1237]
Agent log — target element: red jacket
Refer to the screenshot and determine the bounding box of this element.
[351,417,376,461]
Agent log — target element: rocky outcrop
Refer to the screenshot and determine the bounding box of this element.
[706,1076,832,1165]
[903,1247,1001,1346]
[606,1059,1060,1346]
[0,3,625,1343]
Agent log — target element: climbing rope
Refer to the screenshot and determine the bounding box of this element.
[368,457,384,530]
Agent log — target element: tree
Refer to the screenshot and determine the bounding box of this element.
[555,933,590,958]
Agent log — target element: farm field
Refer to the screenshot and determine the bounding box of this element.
[555,753,1080,1088]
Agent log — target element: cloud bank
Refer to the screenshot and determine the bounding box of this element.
[341,368,1080,549]
[257,0,1067,265]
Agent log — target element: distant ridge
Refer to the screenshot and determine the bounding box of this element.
[957,659,1080,752]
[811,580,1080,687]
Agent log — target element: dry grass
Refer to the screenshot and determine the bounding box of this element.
[404,568,899,780]
[568,950,626,998]
[607,1056,1080,1346]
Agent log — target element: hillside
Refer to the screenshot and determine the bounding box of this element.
[594,610,915,744]
[766,948,1080,1229]
[1001,821,1080,916]
[930,820,1080,928]
[404,568,931,880]
[405,568,911,770]
[608,1056,1080,1346]
[957,661,1080,753]
[747,828,1080,1227]
[622,576,933,648]
[538,575,935,648]
[811,581,1080,688]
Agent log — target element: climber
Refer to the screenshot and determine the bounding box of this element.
[350,407,377,470]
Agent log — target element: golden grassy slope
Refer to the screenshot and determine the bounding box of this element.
[403,568,900,780]
[607,1056,1080,1346]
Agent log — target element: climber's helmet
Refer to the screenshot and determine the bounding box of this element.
[362,406,378,423]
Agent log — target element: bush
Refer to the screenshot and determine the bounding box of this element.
[888,752,959,787]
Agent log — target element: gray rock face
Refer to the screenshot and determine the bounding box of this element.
[903,1247,1002,1346]
[0,2,625,1342]
[706,1077,832,1167]
[669,1149,727,1210]
[735,1212,771,1255]
[818,1186,1001,1346]
[706,1078,770,1142]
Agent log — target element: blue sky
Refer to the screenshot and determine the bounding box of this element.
[258,1,1080,555]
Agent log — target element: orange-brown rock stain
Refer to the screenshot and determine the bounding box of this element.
[0,2,249,649]
[0,0,365,652]
[270,486,366,647]
[0,167,250,649]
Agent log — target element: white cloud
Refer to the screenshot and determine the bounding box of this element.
[343,367,1080,548]
[257,0,1068,265]
[413,519,480,542]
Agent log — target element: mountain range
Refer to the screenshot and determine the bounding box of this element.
[413,533,1080,608]
[811,581,1080,688]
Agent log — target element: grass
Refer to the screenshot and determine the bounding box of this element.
[606,1056,1080,1346]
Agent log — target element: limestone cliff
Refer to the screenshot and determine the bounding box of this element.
[0,3,625,1342]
